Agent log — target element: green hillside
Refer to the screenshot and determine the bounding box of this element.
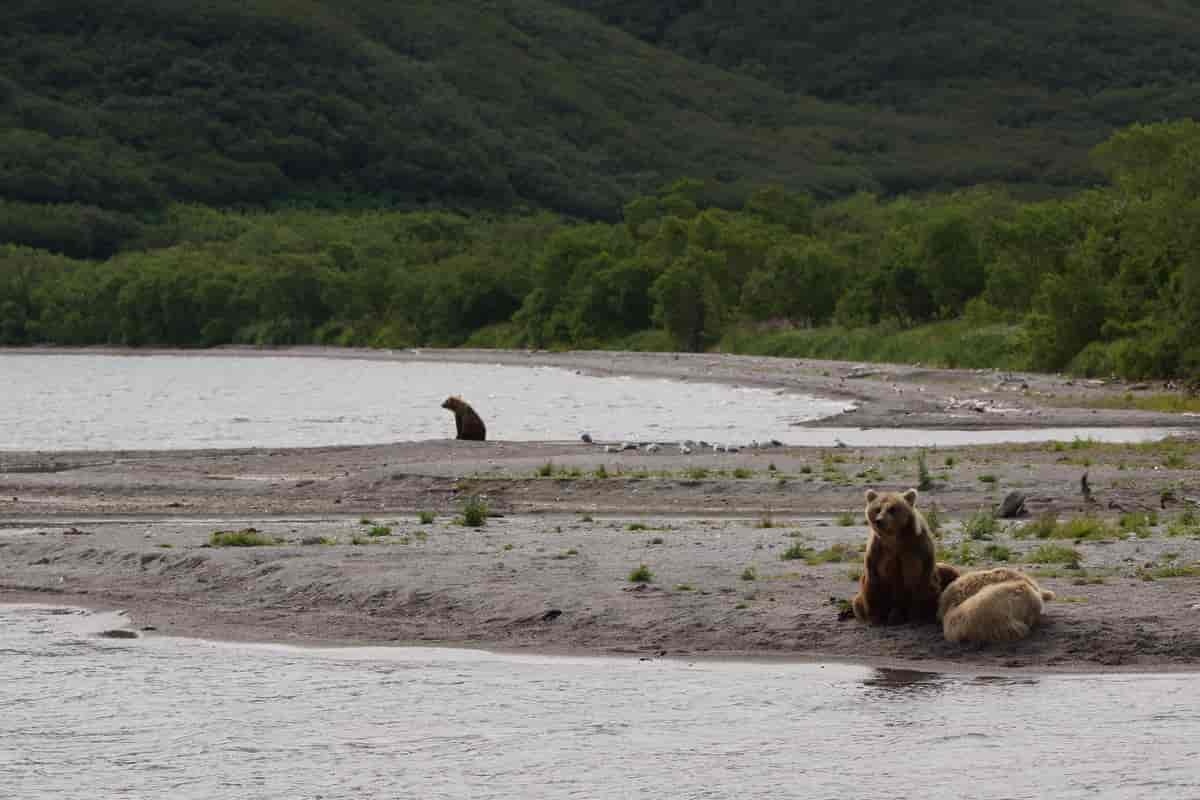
[561,1,1200,126]
[1,0,1100,258]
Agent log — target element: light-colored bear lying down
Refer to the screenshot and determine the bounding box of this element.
[938,567,1056,643]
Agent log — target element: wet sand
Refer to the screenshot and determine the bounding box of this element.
[2,346,1200,671]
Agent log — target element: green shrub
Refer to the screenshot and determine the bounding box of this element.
[629,564,654,583]
[457,495,489,527]
[208,529,280,547]
[1027,543,1082,566]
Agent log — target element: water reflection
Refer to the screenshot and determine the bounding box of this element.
[860,667,951,698]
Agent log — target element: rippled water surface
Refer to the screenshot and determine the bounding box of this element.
[2,606,1198,800]
[2,353,1184,451]
[1,353,847,450]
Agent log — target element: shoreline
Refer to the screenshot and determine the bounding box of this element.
[3,347,1200,672]
[6,594,1199,678]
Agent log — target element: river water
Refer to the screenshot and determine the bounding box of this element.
[0,353,846,450]
[0,353,1183,451]
[1,605,1197,799]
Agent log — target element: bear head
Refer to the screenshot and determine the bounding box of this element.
[864,488,919,538]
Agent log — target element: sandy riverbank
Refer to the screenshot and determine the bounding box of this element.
[2,347,1200,671]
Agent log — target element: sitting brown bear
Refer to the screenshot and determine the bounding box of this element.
[441,396,487,441]
[852,488,960,625]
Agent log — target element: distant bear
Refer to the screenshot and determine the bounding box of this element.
[441,396,487,441]
[938,567,1055,643]
[852,488,959,625]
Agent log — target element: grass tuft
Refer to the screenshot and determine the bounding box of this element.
[209,529,280,547]
[628,564,654,583]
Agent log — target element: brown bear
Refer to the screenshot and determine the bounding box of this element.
[852,488,960,625]
[938,567,1055,643]
[441,396,487,441]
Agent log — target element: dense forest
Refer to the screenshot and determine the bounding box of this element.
[1,1,1199,379]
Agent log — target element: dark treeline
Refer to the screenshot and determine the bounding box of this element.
[2,123,1198,380]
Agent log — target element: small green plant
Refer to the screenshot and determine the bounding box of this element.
[417,511,435,525]
[917,450,933,491]
[566,547,579,556]
[806,543,855,565]
[756,514,776,529]
[367,525,392,537]
[457,495,489,527]
[1070,436,1095,450]
[629,564,654,583]
[847,567,863,581]
[780,542,814,561]
[627,522,648,531]
[983,544,1012,562]
[735,602,750,610]
[502,543,514,551]
[741,566,758,581]
[1167,510,1200,537]
[732,467,753,479]
[580,514,595,523]
[358,516,374,525]
[674,583,695,591]
[536,461,555,477]
[977,474,997,484]
[944,456,956,467]
[1027,543,1082,566]
[686,467,710,480]
[925,502,942,535]
[1165,453,1190,469]
[767,463,777,472]
[1137,564,1200,580]
[1119,511,1158,533]
[799,465,813,474]
[651,536,665,544]
[835,511,856,527]
[209,529,280,547]
[593,465,609,479]
[157,543,174,549]
[963,511,1000,540]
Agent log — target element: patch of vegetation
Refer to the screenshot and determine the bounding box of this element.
[208,529,280,547]
[580,514,595,523]
[1167,510,1200,537]
[593,465,609,480]
[917,450,934,491]
[805,543,856,565]
[756,514,776,529]
[358,517,374,526]
[799,465,813,475]
[650,536,665,545]
[1137,564,1200,580]
[835,511,857,527]
[686,467,711,480]
[629,564,654,583]
[925,503,943,536]
[456,496,489,528]
[977,474,998,484]
[732,467,753,479]
[741,566,758,581]
[417,512,435,525]
[846,567,863,582]
[627,523,649,532]
[1016,514,1116,541]
[536,462,556,477]
[982,544,1012,562]
[1026,544,1082,566]
[963,511,1000,541]
[944,456,957,468]
[1119,511,1159,536]
[674,583,695,591]
[367,525,392,538]
[780,542,814,561]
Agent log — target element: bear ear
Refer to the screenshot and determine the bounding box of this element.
[865,489,878,503]
[903,488,918,506]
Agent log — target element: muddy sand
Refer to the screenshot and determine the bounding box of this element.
[3,346,1200,672]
